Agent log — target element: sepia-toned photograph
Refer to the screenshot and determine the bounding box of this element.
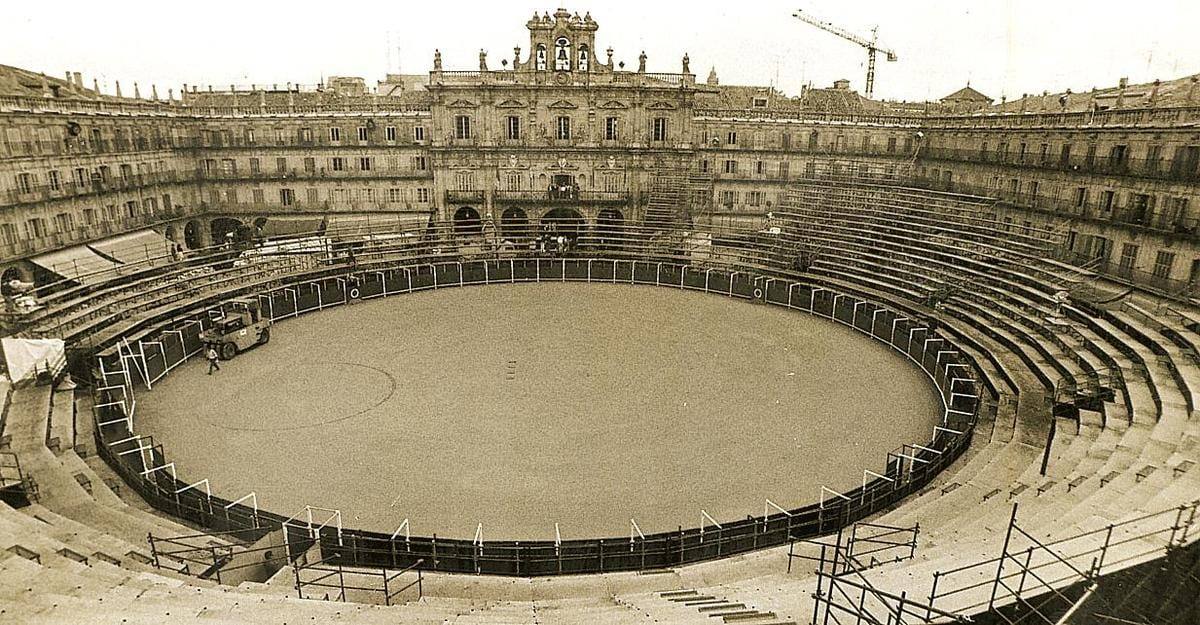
[0,1,1198,622]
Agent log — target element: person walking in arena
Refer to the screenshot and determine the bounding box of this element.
[206,344,221,375]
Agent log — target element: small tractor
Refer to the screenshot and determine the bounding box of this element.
[199,297,272,360]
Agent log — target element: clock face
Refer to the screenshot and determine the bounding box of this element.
[555,72,570,85]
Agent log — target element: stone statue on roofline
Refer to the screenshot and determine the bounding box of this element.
[682,53,690,74]
[638,51,647,73]
[480,49,488,71]
[433,50,442,71]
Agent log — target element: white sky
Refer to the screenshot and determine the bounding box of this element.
[5,0,1198,102]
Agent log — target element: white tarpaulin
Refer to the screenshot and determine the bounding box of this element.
[87,229,175,265]
[29,245,119,285]
[1,337,66,384]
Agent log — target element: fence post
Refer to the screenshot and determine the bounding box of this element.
[148,533,160,568]
[988,503,1018,610]
[927,570,940,620]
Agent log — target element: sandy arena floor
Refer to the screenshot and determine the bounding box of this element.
[136,283,941,541]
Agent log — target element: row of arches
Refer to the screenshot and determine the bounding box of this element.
[452,207,623,237]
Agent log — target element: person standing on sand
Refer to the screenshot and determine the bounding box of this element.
[206,344,221,375]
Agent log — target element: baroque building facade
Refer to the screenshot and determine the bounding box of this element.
[1,9,1198,297]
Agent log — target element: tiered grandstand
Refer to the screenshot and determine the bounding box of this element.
[1,6,1198,625]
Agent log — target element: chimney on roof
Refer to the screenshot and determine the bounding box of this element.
[93,78,99,95]
[73,72,82,90]
[64,71,74,91]
[1149,79,1161,104]
[151,84,159,100]
[1018,94,1027,113]
[40,73,52,98]
[1118,77,1129,89]
[133,82,141,99]
[114,80,122,98]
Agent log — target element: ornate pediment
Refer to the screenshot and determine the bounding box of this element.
[447,99,478,108]
[647,101,676,110]
[547,99,578,110]
[598,100,628,110]
[496,99,525,109]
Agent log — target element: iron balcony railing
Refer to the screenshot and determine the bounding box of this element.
[917,147,1200,182]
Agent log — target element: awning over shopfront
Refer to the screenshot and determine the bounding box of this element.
[87,229,176,266]
[28,245,120,285]
[258,216,327,238]
[325,214,429,239]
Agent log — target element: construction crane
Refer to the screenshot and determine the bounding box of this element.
[792,9,898,99]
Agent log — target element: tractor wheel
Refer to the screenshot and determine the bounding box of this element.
[220,342,238,361]
[258,328,271,345]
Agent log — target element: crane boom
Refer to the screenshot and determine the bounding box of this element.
[792,10,898,98]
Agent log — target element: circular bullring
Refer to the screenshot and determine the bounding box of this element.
[134,281,943,540]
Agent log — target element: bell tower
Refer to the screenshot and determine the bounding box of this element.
[518,8,601,73]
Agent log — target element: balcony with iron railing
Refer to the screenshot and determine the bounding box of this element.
[445,190,485,203]
[194,167,433,183]
[0,205,191,261]
[492,190,632,204]
[917,147,1200,182]
[912,178,1200,238]
[2,137,179,159]
[0,170,192,208]
[180,135,430,150]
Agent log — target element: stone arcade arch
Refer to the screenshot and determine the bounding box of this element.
[500,207,530,239]
[183,220,204,250]
[540,207,585,238]
[453,206,483,235]
[210,217,249,245]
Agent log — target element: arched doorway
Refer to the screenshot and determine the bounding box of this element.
[500,208,530,240]
[453,206,483,235]
[540,207,585,238]
[210,217,246,246]
[595,208,625,248]
[184,220,203,249]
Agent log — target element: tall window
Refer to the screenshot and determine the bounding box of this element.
[329,127,341,142]
[1153,250,1176,280]
[652,118,668,142]
[280,188,295,206]
[605,117,619,141]
[727,131,737,145]
[535,44,548,70]
[454,116,471,140]
[506,116,521,140]
[357,126,369,142]
[413,126,425,142]
[724,160,737,174]
[359,157,372,171]
[385,126,397,141]
[556,116,571,141]
[554,37,571,71]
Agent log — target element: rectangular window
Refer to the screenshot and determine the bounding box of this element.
[720,190,736,207]
[245,128,256,144]
[249,158,261,174]
[605,117,619,141]
[755,161,765,175]
[1153,250,1176,280]
[414,126,425,142]
[724,160,737,174]
[357,126,369,142]
[331,157,345,172]
[652,117,668,142]
[280,188,295,206]
[454,116,471,140]
[1119,243,1139,275]
[700,159,710,173]
[252,189,264,204]
[385,126,397,142]
[415,156,427,171]
[416,188,430,203]
[276,157,287,173]
[556,116,571,141]
[16,173,34,194]
[388,188,403,203]
[329,127,341,142]
[1100,190,1115,212]
[47,170,60,191]
[303,157,315,173]
[727,131,737,145]
[306,188,319,204]
[300,128,313,143]
[747,191,762,207]
[1074,187,1087,208]
[359,157,372,171]
[506,116,521,141]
